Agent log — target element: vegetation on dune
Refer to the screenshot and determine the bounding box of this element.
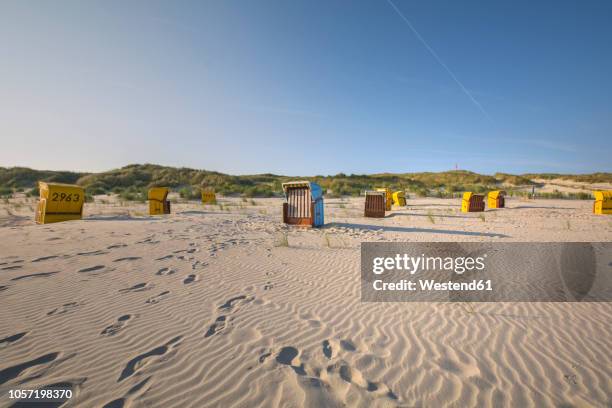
[494,173,535,186]
[0,164,608,200]
[0,166,84,189]
[522,173,612,184]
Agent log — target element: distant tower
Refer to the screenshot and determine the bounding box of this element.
[455,163,458,171]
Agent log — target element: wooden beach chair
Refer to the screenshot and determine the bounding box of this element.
[487,190,506,209]
[392,191,406,207]
[148,187,171,215]
[461,192,485,213]
[375,187,392,211]
[282,181,324,227]
[201,190,217,204]
[364,191,386,218]
[35,182,85,224]
[593,190,612,215]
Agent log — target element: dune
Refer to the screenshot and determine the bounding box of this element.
[0,196,610,407]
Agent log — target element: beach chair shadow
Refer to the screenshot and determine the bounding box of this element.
[387,212,472,219]
[327,222,509,238]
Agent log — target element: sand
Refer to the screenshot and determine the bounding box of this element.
[0,195,611,407]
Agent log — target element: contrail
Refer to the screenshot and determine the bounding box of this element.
[386,0,493,122]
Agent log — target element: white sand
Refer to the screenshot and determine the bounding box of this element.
[0,196,611,407]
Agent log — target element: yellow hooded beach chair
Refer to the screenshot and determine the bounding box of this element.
[148,187,171,215]
[35,182,85,224]
[392,191,406,207]
[593,191,612,215]
[201,190,216,204]
[461,192,485,213]
[487,190,506,209]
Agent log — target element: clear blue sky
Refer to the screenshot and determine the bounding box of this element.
[1,0,610,175]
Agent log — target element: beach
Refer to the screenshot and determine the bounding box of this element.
[1,196,611,407]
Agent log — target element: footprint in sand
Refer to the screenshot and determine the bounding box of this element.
[117,336,182,382]
[156,267,176,276]
[77,250,109,256]
[0,332,27,347]
[275,347,306,375]
[47,302,80,316]
[119,283,153,293]
[219,295,253,311]
[32,255,59,262]
[146,291,170,304]
[258,350,272,363]
[136,237,160,245]
[183,274,197,284]
[322,340,336,359]
[204,316,227,338]
[155,255,174,261]
[11,272,59,281]
[78,265,106,273]
[322,338,355,359]
[0,352,60,386]
[113,257,142,262]
[340,339,357,352]
[101,315,133,336]
[276,346,299,365]
[564,373,578,385]
[103,376,151,408]
[107,243,128,249]
[327,362,398,400]
[203,296,255,339]
[1,265,23,271]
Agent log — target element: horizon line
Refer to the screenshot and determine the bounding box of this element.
[1,163,609,178]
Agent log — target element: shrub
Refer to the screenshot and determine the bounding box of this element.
[119,186,147,202]
[0,186,12,198]
[179,186,201,200]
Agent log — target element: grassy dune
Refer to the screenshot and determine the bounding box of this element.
[0,164,609,199]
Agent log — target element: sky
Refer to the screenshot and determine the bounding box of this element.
[0,0,611,176]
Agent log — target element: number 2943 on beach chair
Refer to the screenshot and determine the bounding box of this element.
[35,182,85,224]
[148,187,171,215]
[282,181,324,227]
[461,192,485,213]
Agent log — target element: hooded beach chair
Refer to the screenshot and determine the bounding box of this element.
[487,190,506,209]
[35,182,85,224]
[364,191,386,218]
[392,191,406,207]
[148,187,171,215]
[461,192,485,213]
[201,190,217,204]
[282,181,324,227]
[375,187,392,211]
[593,191,612,215]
